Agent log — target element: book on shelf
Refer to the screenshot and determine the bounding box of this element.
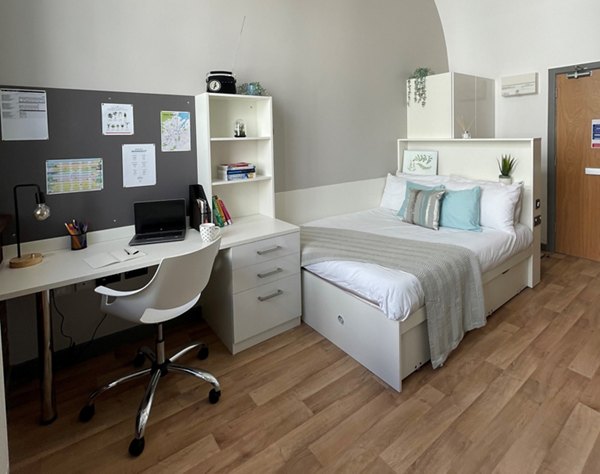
[218,161,255,170]
[212,195,232,226]
[217,162,256,181]
[217,197,232,224]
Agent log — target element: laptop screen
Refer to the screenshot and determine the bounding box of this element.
[134,199,186,234]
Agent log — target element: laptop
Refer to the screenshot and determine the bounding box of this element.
[129,199,187,246]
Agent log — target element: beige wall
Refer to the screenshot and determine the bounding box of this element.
[0,0,448,193]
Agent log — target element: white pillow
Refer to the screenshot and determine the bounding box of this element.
[396,172,450,186]
[447,175,522,232]
[380,174,407,211]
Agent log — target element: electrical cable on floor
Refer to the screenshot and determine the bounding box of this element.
[75,312,108,360]
[50,290,75,349]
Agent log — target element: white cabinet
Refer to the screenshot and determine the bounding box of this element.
[195,93,301,353]
[195,93,275,218]
[202,231,301,354]
[407,72,495,139]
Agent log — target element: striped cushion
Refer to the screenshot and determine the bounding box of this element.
[402,188,445,230]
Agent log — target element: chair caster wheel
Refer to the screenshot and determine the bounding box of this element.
[209,388,221,404]
[197,344,209,360]
[79,404,95,422]
[129,437,145,457]
[133,352,146,368]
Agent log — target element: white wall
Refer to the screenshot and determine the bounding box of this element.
[434,0,600,241]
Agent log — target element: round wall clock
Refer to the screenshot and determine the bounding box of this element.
[206,71,237,94]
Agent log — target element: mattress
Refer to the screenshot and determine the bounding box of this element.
[303,207,533,321]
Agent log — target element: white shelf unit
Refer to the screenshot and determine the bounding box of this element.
[195,93,275,219]
[407,72,495,139]
[195,93,301,354]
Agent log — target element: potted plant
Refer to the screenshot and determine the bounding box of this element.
[407,67,434,107]
[498,154,517,184]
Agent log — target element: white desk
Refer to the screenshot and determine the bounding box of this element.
[0,214,299,423]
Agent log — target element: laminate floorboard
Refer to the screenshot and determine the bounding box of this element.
[7,253,600,473]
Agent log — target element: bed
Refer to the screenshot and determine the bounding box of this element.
[299,139,542,391]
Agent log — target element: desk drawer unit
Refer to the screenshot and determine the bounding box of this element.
[204,230,302,354]
[234,274,301,342]
[231,233,301,351]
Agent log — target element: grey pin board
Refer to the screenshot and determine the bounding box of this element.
[0,86,197,244]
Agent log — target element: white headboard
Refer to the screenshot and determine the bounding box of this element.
[397,138,541,233]
[398,138,541,286]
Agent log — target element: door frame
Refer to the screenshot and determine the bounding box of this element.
[547,60,600,252]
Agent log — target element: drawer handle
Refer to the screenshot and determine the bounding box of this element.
[256,245,281,255]
[257,289,283,302]
[257,267,283,279]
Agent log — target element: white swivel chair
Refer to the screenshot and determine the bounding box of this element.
[79,238,221,457]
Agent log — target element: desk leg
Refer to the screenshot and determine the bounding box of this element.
[36,291,56,425]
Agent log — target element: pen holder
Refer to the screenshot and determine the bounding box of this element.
[71,233,87,250]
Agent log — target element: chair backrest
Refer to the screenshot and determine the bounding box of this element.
[146,237,221,312]
[101,238,221,324]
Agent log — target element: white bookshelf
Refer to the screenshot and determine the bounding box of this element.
[195,93,301,354]
[195,93,274,218]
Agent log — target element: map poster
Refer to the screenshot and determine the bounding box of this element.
[101,103,134,135]
[46,158,104,195]
[160,111,191,152]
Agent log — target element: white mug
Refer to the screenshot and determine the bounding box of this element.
[199,223,220,242]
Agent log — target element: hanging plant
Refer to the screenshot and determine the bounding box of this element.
[407,67,434,107]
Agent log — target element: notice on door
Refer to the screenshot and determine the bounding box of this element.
[592,119,600,148]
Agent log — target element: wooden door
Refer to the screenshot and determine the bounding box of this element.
[555,70,600,260]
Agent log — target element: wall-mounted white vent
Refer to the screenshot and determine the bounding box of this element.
[501,73,538,97]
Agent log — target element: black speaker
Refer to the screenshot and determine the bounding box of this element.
[189,184,211,230]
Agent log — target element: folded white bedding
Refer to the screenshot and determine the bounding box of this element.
[303,208,533,321]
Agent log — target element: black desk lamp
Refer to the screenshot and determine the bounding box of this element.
[10,184,51,269]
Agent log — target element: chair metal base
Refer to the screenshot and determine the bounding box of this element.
[79,324,220,456]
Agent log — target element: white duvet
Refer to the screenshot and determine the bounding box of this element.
[303,208,533,321]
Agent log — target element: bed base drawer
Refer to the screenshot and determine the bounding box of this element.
[302,271,429,392]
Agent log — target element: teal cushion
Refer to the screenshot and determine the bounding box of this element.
[402,188,445,230]
[397,181,446,218]
[439,186,482,231]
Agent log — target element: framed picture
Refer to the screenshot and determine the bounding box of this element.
[402,150,438,175]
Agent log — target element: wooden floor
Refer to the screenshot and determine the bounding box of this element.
[7,253,600,473]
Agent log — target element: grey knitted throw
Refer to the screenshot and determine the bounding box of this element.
[301,226,486,369]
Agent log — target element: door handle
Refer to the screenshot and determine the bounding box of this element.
[585,167,600,175]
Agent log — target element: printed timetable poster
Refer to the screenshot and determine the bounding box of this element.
[46,158,104,195]
[0,88,49,141]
